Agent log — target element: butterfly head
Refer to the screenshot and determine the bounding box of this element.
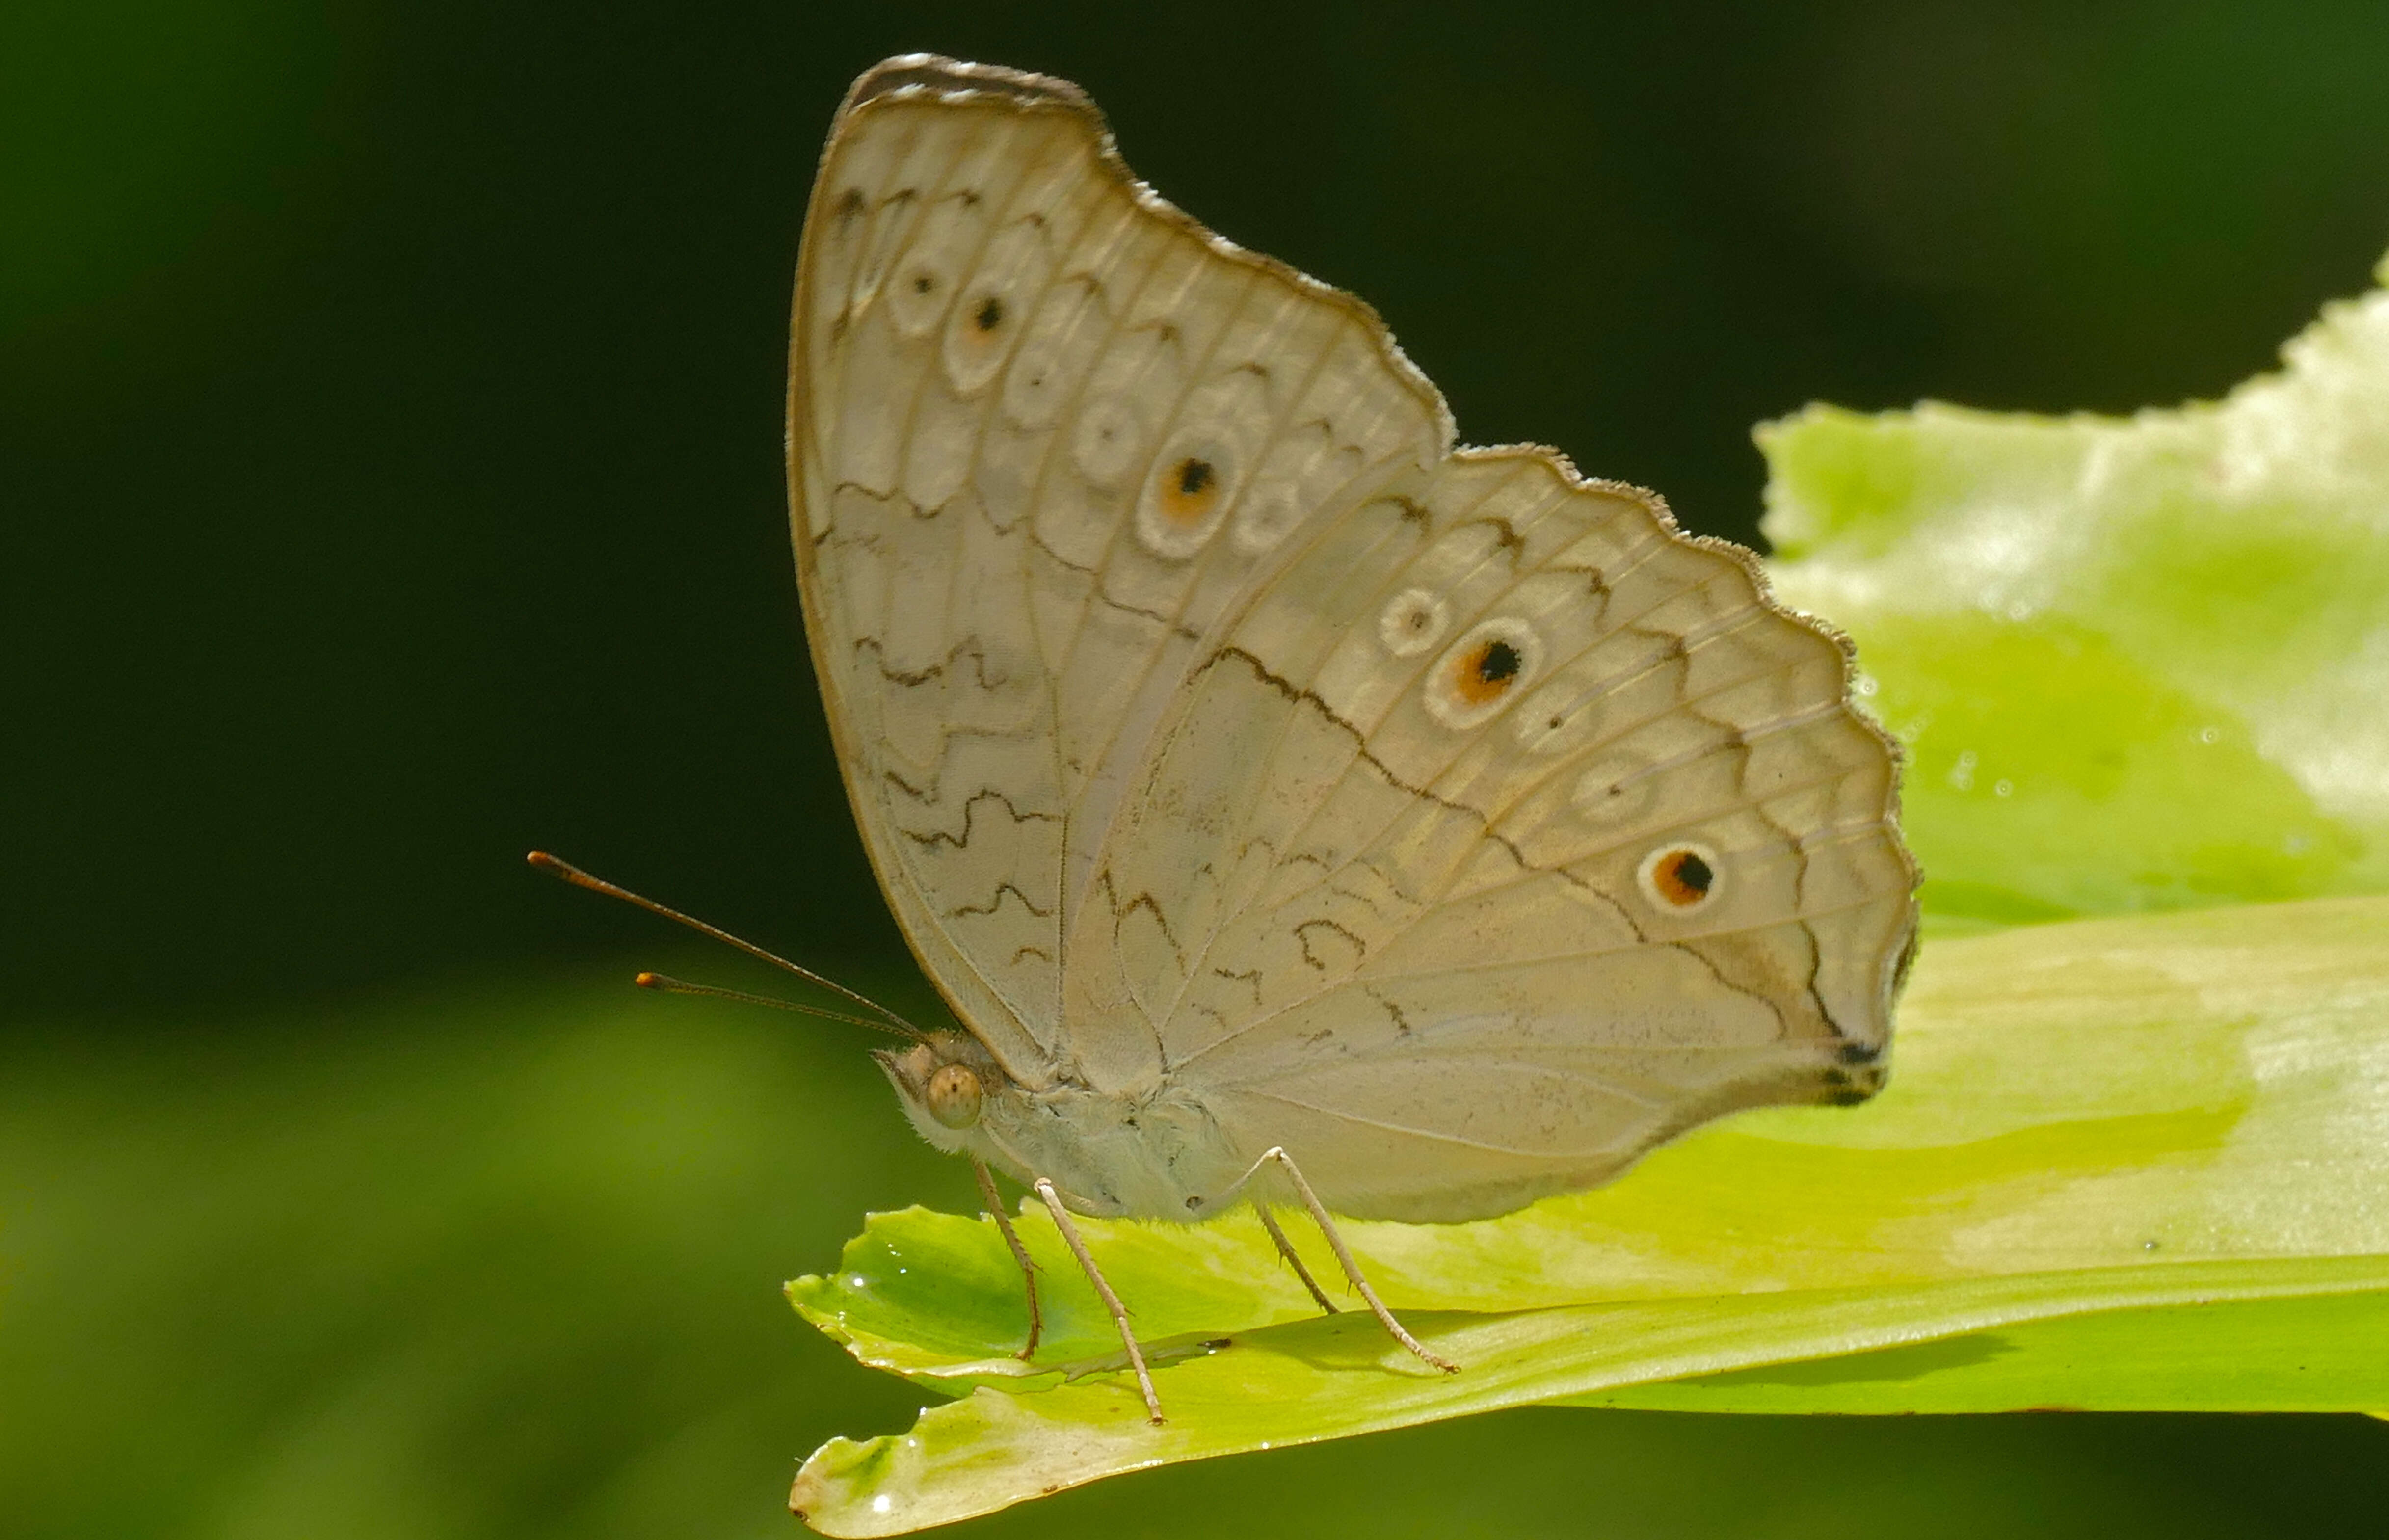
[875,1032,1009,1152]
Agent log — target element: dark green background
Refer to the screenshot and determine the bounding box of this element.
[7,2,2388,1536]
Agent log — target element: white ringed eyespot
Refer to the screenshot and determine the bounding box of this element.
[1070,398,1144,487]
[1379,588,1450,657]
[1232,483,1304,553]
[1134,438,1237,558]
[1636,842,1722,913]
[1425,617,1541,729]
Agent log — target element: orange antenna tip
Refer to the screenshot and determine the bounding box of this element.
[527,850,599,887]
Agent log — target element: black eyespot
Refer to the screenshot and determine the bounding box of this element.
[1177,458,1215,496]
[911,273,934,294]
[973,295,1004,331]
[1641,844,1721,910]
[1446,627,1536,710]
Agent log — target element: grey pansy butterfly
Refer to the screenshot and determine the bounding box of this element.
[785,53,1917,1421]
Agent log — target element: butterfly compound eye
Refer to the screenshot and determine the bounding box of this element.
[925,1063,984,1129]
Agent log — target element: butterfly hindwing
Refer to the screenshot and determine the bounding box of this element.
[1074,453,1916,1221]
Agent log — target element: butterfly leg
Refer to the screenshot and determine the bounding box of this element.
[971,1156,1042,1360]
[1032,1176,1165,1424]
[1252,1202,1338,1314]
[1256,1147,1459,1375]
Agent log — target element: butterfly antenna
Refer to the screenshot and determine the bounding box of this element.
[634,972,918,1036]
[526,850,929,1040]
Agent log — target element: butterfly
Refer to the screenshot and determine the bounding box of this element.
[562,53,1918,1425]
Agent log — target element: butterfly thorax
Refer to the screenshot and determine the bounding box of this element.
[876,1034,1245,1221]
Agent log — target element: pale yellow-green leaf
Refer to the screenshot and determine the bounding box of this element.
[789,898,2389,1533]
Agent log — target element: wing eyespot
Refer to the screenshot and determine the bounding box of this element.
[1070,398,1145,486]
[1424,618,1541,729]
[1458,637,1522,702]
[1636,842,1722,913]
[1570,749,1664,828]
[1379,587,1450,658]
[943,283,1022,395]
[1164,456,1218,517]
[1514,697,1581,756]
[1000,338,1065,426]
[1134,440,1238,558]
[1230,483,1304,552]
[887,261,955,337]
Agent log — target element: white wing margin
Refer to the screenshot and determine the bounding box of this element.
[789,58,1450,1077]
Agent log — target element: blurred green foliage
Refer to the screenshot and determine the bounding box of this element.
[789,904,2389,1531]
[12,0,2389,1018]
[5,976,2386,1540]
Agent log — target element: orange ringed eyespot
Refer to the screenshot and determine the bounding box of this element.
[1424,619,1540,729]
[1452,637,1522,705]
[1646,847,1716,908]
[1158,456,1219,525]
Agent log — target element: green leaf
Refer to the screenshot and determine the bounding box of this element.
[795,1262,2389,1538]
[788,251,2389,1533]
[1761,250,2389,929]
[1577,1285,2389,1415]
[791,897,2389,1533]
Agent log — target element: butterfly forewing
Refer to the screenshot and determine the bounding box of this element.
[791,57,1918,1216]
[792,60,1446,1077]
